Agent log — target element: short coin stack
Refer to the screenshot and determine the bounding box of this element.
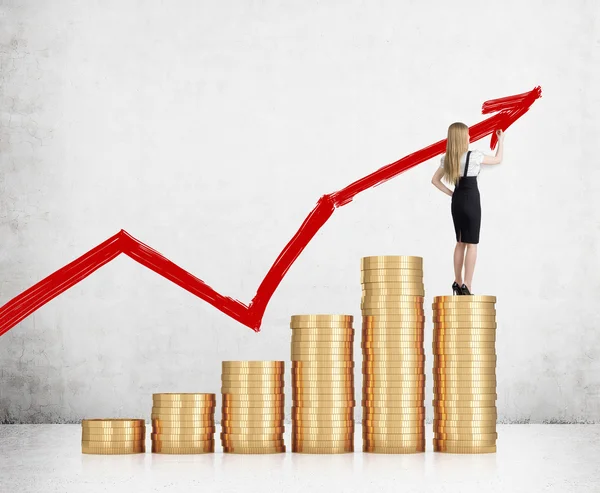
[221,361,286,454]
[151,393,216,453]
[432,295,498,454]
[361,255,426,454]
[291,315,355,454]
[81,418,145,454]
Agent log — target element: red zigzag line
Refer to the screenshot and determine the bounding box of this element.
[0,86,542,334]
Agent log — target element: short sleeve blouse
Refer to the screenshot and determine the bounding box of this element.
[439,149,485,177]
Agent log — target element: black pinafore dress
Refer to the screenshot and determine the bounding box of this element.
[451,150,481,244]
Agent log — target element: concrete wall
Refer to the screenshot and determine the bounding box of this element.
[1,0,599,423]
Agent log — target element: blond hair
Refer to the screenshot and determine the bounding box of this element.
[442,122,469,185]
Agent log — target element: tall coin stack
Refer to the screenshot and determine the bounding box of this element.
[151,393,216,454]
[221,361,286,454]
[81,418,145,454]
[361,256,426,454]
[290,315,355,454]
[432,295,497,454]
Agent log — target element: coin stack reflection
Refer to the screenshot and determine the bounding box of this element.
[151,393,216,454]
[432,295,497,454]
[291,315,355,454]
[361,256,426,454]
[81,419,145,454]
[221,361,286,454]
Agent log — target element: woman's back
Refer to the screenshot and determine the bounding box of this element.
[439,149,485,177]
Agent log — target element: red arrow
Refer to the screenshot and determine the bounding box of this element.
[0,86,542,335]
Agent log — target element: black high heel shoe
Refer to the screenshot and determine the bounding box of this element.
[460,284,472,295]
[452,282,462,295]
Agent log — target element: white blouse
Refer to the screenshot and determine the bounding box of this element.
[439,149,485,177]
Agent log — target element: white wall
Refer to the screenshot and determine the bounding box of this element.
[1,0,599,424]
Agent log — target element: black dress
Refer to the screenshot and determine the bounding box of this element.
[451,151,481,244]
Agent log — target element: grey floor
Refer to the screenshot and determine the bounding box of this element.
[0,424,598,493]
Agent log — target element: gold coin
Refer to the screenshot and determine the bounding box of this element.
[292,337,354,344]
[293,403,356,411]
[364,380,425,389]
[433,295,496,303]
[291,314,353,323]
[222,393,285,400]
[433,444,496,454]
[434,341,496,348]
[434,363,496,370]
[293,399,356,406]
[363,444,424,454]
[221,419,284,428]
[222,405,285,413]
[363,336,425,344]
[149,402,216,410]
[292,431,354,440]
[434,425,496,434]
[82,439,144,446]
[221,387,285,395]
[221,426,285,434]
[293,382,354,389]
[363,358,425,365]
[361,255,423,264]
[152,393,215,402]
[292,361,354,368]
[362,413,425,421]
[435,394,497,403]
[362,306,424,313]
[292,347,353,354]
[290,322,354,330]
[361,270,424,280]
[223,360,284,368]
[151,416,214,425]
[434,322,497,330]
[362,425,424,434]
[364,437,425,447]
[82,444,145,455]
[151,406,216,414]
[222,373,284,380]
[222,408,284,416]
[362,293,424,302]
[152,445,214,454]
[292,355,354,363]
[292,340,354,347]
[362,406,425,414]
[292,423,354,430]
[434,337,496,344]
[152,426,215,434]
[433,311,497,319]
[433,314,496,321]
[81,419,145,428]
[152,435,215,444]
[291,408,354,418]
[362,347,425,355]
[362,419,424,428]
[363,367,425,376]
[361,299,425,308]
[291,438,353,446]
[362,340,424,348]
[433,401,497,409]
[224,445,286,454]
[221,439,286,447]
[220,432,284,441]
[81,427,146,437]
[292,444,353,454]
[434,354,497,361]
[433,304,496,312]
[363,328,425,335]
[435,387,496,395]
[433,369,496,377]
[433,438,496,447]
[293,376,354,383]
[221,370,285,378]
[82,430,146,441]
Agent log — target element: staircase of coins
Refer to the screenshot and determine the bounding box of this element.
[81,256,497,455]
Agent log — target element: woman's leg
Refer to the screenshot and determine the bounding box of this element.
[453,242,466,285]
[464,243,478,290]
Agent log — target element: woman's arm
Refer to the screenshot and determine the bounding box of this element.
[482,129,504,165]
[431,167,453,197]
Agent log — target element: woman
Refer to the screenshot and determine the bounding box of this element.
[431,122,504,295]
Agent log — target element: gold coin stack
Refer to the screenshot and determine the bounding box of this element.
[361,256,426,454]
[151,393,216,454]
[221,361,286,454]
[81,418,145,454]
[290,314,355,454]
[432,295,498,454]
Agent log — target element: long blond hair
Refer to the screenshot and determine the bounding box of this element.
[442,122,469,185]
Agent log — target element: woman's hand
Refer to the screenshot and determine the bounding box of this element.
[496,129,504,140]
